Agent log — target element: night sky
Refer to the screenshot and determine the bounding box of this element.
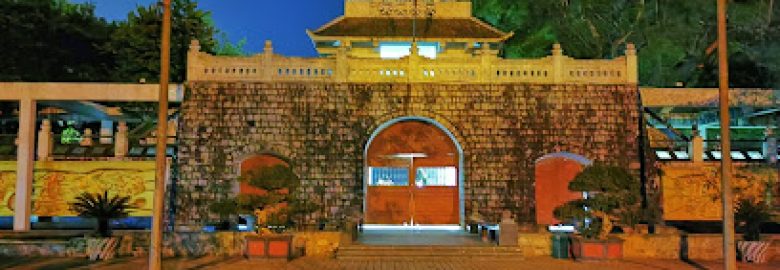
[72,0,344,56]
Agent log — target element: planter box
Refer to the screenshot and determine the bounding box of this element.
[571,237,623,260]
[245,234,293,260]
[737,240,770,263]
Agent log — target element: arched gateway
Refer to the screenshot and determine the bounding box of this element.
[364,117,464,226]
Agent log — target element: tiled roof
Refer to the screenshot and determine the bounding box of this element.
[312,17,509,39]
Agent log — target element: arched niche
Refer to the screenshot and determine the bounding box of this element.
[534,152,592,225]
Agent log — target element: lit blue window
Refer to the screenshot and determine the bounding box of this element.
[415,167,457,186]
[379,42,439,59]
[369,167,409,186]
[655,151,672,160]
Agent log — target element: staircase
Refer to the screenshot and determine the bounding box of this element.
[336,245,524,261]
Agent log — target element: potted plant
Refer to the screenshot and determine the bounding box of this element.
[69,191,132,261]
[554,164,641,260]
[735,199,772,263]
[211,164,313,259]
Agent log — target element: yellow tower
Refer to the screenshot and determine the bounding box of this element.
[307,0,513,59]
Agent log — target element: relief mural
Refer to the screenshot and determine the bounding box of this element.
[661,163,777,221]
[0,161,156,216]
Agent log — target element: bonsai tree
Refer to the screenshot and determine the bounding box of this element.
[211,164,314,233]
[735,199,771,242]
[554,164,642,239]
[69,191,132,237]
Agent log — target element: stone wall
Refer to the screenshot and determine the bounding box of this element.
[0,231,346,258]
[177,82,640,225]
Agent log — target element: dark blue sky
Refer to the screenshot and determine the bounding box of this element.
[72,0,344,56]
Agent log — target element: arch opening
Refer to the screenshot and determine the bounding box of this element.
[363,117,465,226]
[534,152,592,225]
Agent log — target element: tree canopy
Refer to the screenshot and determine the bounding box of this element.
[104,0,217,83]
[0,0,115,81]
[1,0,778,88]
[474,0,780,88]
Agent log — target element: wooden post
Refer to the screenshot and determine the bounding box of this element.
[717,0,736,269]
[149,0,171,268]
[13,98,35,231]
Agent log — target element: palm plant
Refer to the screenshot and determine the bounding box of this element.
[70,191,132,237]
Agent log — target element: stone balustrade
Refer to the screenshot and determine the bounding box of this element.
[187,40,637,85]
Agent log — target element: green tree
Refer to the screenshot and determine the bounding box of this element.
[104,0,217,83]
[0,0,115,82]
[474,0,780,88]
[214,33,249,56]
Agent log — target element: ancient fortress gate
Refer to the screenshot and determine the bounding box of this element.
[177,0,640,227]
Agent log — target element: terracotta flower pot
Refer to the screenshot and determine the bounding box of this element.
[570,236,623,260]
[245,234,293,260]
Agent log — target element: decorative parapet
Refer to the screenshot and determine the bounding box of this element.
[187,40,638,85]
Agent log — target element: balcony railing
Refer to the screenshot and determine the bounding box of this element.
[187,41,638,85]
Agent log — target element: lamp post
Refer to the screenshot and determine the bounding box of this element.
[150,0,171,269]
[716,0,736,269]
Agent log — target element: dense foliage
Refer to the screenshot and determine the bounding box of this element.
[69,191,132,237]
[474,0,780,88]
[0,0,241,83]
[554,164,642,239]
[105,0,217,83]
[0,0,115,81]
[2,0,777,88]
[735,199,772,241]
[209,165,316,231]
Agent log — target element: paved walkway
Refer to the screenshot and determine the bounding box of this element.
[3,256,780,270]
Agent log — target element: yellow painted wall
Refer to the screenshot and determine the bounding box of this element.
[661,163,777,221]
[0,161,156,216]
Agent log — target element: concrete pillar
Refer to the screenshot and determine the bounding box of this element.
[551,44,564,84]
[14,98,36,231]
[80,128,93,146]
[36,119,52,161]
[335,42,349,83]
[478,43,494,84]
[187,39,201,82]
[626,43,638,84]
[689,133,704,163]
[99,120,113,144]
[764,128,777,163]
[115,121,128,158]
[408,42,421,82]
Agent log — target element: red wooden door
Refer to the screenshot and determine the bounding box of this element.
[365,121,460,225]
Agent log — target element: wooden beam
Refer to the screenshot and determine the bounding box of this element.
[0,83,183,102]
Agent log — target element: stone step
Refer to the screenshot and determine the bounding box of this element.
[336,245,523,261]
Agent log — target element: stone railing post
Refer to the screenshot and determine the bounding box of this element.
[551,44,564,84]
[335,43,349,83]
[262,40,274,81]
[115,121,128,158]
[187,40,202,82]
[764,127,777,163]
[626,43,638,84]
[80,128,94,147]
[689,132,704,163]
[408,42,421,82]
[36,119,52,161]
[478,43,495,83]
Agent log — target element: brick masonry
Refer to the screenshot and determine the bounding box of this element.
[176,82,640,225]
